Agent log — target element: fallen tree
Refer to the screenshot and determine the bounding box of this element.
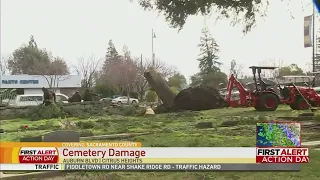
[144,69,227,113]
[174,86,227,111]
[144,68,176,108]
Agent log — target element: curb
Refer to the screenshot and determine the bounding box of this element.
[302,141,320,146]
[80,132,151,140]
[1,171,68,180]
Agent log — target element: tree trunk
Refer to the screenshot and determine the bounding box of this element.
[144,68,176,108]
[138,88,146,101]
[126,86,130,105]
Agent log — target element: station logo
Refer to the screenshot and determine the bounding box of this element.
[19,147,59,163]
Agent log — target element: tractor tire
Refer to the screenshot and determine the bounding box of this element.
[289,103,297,110]
[295,97,309,110]
[258,93,279,111]
[254,103,262,111]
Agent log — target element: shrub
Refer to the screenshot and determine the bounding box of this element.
[120,105,137,116]
[29,104,66,121]
[79,129,94,137]
[95,118,111,127]
[146,91,157,102]
[77,121,95,129]
[62,105,83,117]
[170,87,179,95]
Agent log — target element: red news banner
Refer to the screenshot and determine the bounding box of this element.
[19,147,58,163]
[256,147,309,163]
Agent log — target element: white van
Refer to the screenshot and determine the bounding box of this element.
[9,93,69,107]
[313,87,320,95]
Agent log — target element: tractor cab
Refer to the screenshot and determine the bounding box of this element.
[249,66,277,92]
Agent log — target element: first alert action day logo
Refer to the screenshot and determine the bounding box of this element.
[19,147,59,163]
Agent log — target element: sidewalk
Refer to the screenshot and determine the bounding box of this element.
[0,171,68,180]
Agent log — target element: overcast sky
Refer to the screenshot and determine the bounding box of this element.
[0,0,317,81]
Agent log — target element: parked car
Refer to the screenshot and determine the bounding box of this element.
[100,95,121,102]
[9,93,69,107]
[111,96,139,105]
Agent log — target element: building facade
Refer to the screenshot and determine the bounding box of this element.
[0,75,81,96]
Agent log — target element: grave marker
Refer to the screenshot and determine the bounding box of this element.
[20,136,43,142]
[43,130,80,142]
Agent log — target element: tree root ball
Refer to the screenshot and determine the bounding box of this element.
[173,86,228,111]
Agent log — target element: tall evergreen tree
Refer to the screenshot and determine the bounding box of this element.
[103,39,120,70]
[190,26,227,88]
[197,26,221,74]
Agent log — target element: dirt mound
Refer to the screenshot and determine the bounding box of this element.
[173,86,227,111]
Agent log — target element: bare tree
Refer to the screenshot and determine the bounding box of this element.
[104,57,139,103]
[230,59,244,78]
[121,59,139,103]
[0,55,10,75]
[34,57,70,92]
[259,59,284,78]
[235,64,244,78]
[73,55,102,89]
[122,45,131,61]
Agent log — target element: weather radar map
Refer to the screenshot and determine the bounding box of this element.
[256,122,301,147]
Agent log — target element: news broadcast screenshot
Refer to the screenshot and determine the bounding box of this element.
[1,1,320,179]
[0,117,316,179]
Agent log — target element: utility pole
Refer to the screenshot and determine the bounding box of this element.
[313,2,316,72]
[151,29,156,67]
[0,0,2,89]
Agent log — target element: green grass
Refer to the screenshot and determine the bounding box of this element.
[1,105,320,179]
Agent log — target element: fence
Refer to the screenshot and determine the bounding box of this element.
[0,89,18,107]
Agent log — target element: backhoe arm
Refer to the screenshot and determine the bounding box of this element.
[225,74,248,106]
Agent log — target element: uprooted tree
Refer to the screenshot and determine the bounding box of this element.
[143,26,227,111]
[136,58,176,100]
[144,68,176,107]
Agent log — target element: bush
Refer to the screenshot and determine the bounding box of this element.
[77,121,95,129]
[120,105,137,116]
[95,118,111,127]
[79,129,94,137]
[29,104,66,121]
[170,87,179,95]
[146,91,157,102]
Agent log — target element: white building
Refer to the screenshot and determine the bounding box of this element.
[0,75,81,96]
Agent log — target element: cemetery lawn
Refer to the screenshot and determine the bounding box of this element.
[1,105,320,179]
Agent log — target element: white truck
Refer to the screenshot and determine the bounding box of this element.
[9,93,69,107]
